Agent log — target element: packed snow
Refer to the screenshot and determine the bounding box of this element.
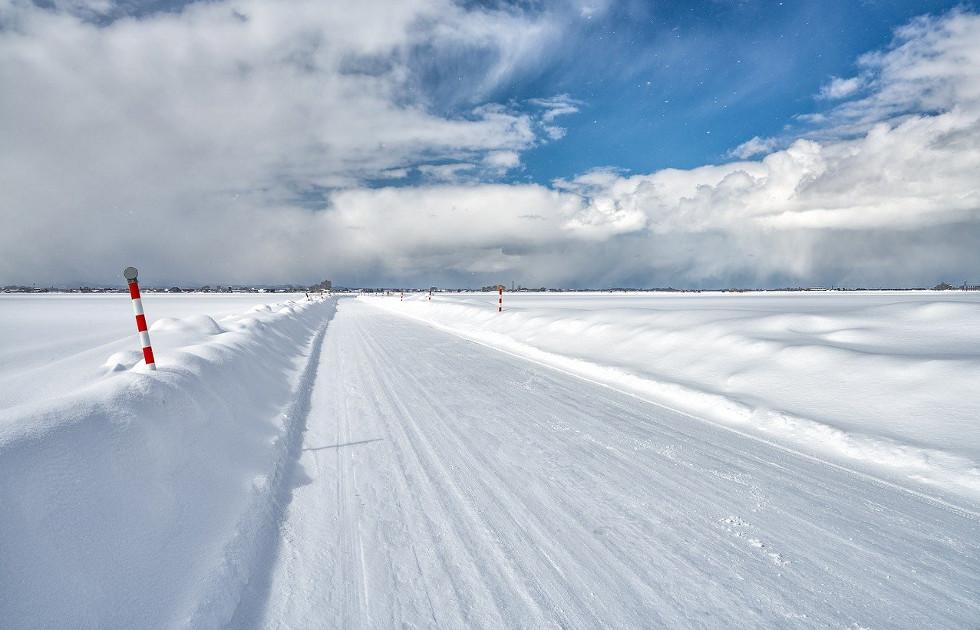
[372,291,980,507]
[1,291,977,628]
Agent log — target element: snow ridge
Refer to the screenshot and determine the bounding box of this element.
[0,296,336,628]
[367,292,980,509]
[185,302,334,629]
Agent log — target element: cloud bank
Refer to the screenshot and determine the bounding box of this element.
[1,2,978,288]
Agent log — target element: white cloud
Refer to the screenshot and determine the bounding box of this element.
[542,125,567,140]
[529,94,582,123]
[1,4,978,289]
[0,0,569,285]
[816,8,980,134]
[819,76,864,100]
[483,151,522,173]
[0,0,546,196]
[537,10,980,286]
[729,136,780,159]
[416,163,476,182]
[529,94,581,145]
[576,0,612,20]
[380,168,410,179]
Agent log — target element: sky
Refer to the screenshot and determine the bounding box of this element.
[1,0,979,289]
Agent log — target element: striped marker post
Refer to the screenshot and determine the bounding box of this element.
[124,267,156,370]
[498,285,504,312]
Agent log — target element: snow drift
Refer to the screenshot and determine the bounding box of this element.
[0,296,336,628]
[369,291,980,508]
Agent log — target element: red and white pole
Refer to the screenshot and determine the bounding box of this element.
[498,285,504,312]
[124,266,156,370]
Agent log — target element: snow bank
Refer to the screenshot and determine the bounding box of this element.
[0,296,336,628]
[0,293,317,410]
[367,291,980,507]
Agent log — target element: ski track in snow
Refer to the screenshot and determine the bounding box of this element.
[246,299,979,629]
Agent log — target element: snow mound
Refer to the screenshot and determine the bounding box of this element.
[0,296,337,628]
[103,349,145,372]
[150,314,223,335]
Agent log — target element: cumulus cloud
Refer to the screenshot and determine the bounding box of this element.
[553,9,980,287]
[511,9,980,288]
[1,3,979,289]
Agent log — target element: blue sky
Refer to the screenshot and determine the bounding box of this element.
[1,0,979,288]
[510,0,965,180]
[408,0,971,184]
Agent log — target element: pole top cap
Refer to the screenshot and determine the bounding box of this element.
[123,266,139,281]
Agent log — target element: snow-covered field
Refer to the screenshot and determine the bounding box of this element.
[1,291,978,628]
[373,291,980,507]
[0,294,317,410]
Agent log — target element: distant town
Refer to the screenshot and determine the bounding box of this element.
[3,280,979,294]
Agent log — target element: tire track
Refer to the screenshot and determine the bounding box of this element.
[259,299,980,629]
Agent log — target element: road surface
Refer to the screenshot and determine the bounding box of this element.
[241,298,978,628]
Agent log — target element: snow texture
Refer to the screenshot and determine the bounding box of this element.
[371,291,980,507]
[1,291,977,628]
[0,294,334,628]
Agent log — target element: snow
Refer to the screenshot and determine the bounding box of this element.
[0,293,333,628]
[0,293,315,409]
[1,291,978,627]
[370,291,980,507]
[259,299,979,628]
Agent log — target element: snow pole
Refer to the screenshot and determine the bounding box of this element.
[498,284,504,312]
[123,266,156,370]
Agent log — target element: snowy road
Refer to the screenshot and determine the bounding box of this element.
[242,299,978,628]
